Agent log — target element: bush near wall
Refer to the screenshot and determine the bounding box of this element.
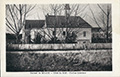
[6,50,112,71]
[92,38,112,43]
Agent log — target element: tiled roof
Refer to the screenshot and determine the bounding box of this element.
[25,20,45,29]
[46,15,92,28]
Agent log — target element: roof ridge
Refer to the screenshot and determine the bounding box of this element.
[25,19,45,21]
[46,15,80,17]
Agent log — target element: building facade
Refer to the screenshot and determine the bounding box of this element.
[22,15,92,44]
[22,4,92,44]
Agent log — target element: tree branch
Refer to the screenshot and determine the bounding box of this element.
[97,4,107,16]
[8,5,18,32]
[89,5,104,32]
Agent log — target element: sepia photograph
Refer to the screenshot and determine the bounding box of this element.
[6,4,112,72]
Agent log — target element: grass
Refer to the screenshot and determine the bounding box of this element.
[6,50,112,71]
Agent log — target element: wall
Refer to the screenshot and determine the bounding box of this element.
[23,28,92,43]
[23,29,46,43]
[7,43,112,50]
[76,28,91,42]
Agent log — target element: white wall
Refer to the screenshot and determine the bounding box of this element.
[45,28,92,42]
[24,28,92,43]
[76,28,92,42]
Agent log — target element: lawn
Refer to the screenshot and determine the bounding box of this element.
[6,50,112,71]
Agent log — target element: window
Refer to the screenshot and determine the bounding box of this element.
[53,31,56,36]
[83,31,86,37]
[63,31,66,36]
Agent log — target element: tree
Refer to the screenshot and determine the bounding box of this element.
[89,4,112,42]
[39,4,64,43]
[39,4,88,43]
[6,4,36,43]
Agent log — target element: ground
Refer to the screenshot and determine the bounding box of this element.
[6,50,112,71]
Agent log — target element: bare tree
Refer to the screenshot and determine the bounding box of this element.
[89,4,112,42]
[38,4,88,43]
[6,4,36,43]
[39,4,64,43]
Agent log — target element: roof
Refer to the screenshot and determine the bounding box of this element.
[92,27,102,32]
[25,20,45,29]
[46,15,92,28]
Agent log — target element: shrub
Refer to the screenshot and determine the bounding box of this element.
[6,50,112,71]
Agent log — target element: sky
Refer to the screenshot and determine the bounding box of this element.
[25,4,110,27]
[6,4,111,33]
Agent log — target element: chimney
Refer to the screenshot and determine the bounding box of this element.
[64,4,70,10]
[64,4,70,17]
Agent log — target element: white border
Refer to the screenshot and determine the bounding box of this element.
[1,0,120,77]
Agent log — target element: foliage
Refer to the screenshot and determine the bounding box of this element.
[6,50,112,71]
[65,32,77,43]
[92,38,112,43]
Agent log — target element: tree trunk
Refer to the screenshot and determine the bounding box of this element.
[106,5,110,43]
